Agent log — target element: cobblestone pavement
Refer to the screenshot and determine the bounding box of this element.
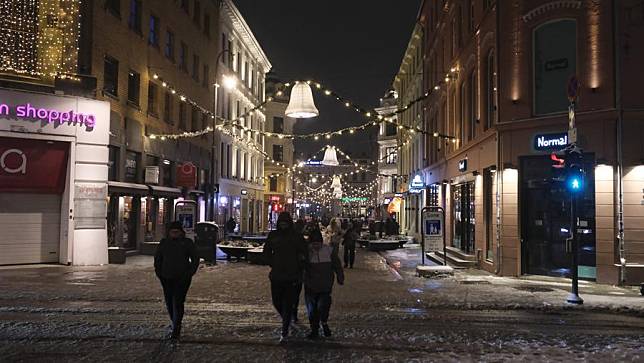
[0,247,642,362]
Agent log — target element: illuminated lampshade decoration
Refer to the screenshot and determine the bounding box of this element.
[322,146,339,166]
[331,175,342,189]
[285,81,319,118]
[333,187,343,199]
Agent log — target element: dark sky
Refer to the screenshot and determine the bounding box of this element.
[233,0,422,160]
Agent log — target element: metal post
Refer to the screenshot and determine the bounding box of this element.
[210,84,219,222]
[567,192,583,304]
[420,206,427,265]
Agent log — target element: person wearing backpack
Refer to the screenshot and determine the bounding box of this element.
[154,221,200,341]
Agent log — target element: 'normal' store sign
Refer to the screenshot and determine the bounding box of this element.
[533,132,569,151]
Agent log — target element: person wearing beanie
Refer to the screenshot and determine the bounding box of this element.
[263,211,307,343]
[304,225,344,339]
[154,221,199,341]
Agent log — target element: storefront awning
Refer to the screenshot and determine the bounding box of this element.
[148,185,182,198]
[107,181,148,194]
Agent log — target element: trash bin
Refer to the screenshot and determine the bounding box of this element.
[195,222,219,263]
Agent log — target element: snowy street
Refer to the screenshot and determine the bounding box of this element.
[0,247,642,362]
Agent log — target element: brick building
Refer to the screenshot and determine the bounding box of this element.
[411,0,644,285]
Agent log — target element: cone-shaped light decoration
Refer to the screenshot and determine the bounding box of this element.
[331,175,342,189]
[285,81,319,118]
[322,146,339,166]
[333,187,343,199]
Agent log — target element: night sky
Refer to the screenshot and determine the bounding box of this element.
[232,0,422,160]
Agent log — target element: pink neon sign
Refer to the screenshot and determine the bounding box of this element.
[0,103,96,131]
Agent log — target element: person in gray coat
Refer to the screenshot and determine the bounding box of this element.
[304,228,344,339]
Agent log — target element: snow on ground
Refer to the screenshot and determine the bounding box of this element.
[0,247,642,362]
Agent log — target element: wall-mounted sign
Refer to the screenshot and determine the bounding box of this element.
[534,132,569,151]
[409,174,425,194]
[176,162,197,188]
[0,103,97,131]
[305,160,322,165]
[458,158,468,172]
[0,137,68,193]
[241,189,248,196]
[144,166,159,184]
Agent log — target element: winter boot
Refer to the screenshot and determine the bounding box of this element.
[322,323,332,337]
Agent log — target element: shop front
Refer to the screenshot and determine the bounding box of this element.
[0,88,110,266]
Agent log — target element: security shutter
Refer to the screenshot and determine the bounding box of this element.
[0,193,61,265]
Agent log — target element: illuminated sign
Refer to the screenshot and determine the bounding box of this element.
[383,197,392,204]
[305,160,322,165]
[534,132,568,151]
[458,159,468,172]
[341,197,367,202]
[241,189,248,196]
[409,174,425,194]
[0,103,96,130]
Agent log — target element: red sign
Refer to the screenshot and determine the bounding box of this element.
[176,162,197,188]
[0,137,69,193]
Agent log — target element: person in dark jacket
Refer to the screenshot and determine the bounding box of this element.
[342,221,359,268]
[304,228,344,339]
[225,217,236,236]
[154,221,200,340]
[292,217,307,324]
[262,212,307,343]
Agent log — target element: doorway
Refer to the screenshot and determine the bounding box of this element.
[452,182,475,254]
[520,155,596,279]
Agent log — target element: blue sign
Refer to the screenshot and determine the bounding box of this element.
[534,132,569,151]
[409,174,425,194]
[306,160,322,165]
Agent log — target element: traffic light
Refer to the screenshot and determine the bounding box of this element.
[564,151,585,194]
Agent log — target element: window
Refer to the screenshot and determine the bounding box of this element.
[162,160,173,186]
[484,0,493,10]
[427,184,439,207]
[469,0,475,33]
[534,19,577,115]
[165,30,175,61]
[192,54,200,81]
[149,15,159,47]
[179,42,188,72]
[460,81,467,144]
[127,70,140,105]
[180,0,189,14]
[164,91,173,123]
[202,64,209,87]
[385,122,397,136]
[483,167,494,261]
[108,146,119,181]
[221,33,227,63]
[269,178,277,192]
[106,0,120,17]
[469,71,476,141]
[385,147,397,164]
[147,82,157,115]
[485,50,496,130]
[128,0,142,34]
[125,151,140,183]
[103,56,119,96]
[236,52,242,75]
[451,17,458,57]
[220,143,225,177]
[272,145,284,162]
[193,1,201,26]
[273,117,284,133]
[203,13,211,37]
[191,107,200,131]
[179,102,186,130]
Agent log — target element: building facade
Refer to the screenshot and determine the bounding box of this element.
[214,0,270,234]
[375,90,399,219]
[263,75,295,230]
[412,0,644,285]
[394,22,426,242]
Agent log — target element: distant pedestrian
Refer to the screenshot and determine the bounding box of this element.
[342,222,359,268]
[304,228,344,339]
[154,221,200,341]
[263,212,307,343]
[225,217,236,236]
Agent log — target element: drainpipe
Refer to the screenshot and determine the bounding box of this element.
[613,0,626,284]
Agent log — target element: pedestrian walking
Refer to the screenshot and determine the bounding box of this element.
[154,221,200,341]
[342,221,359,268]
[304,228,344,339]
[225,217,236,237]
[262,212,307,343]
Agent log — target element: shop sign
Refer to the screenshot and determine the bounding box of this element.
[0,137,68,193]
[241,189,248,196]
[174,200,197,240]
[423,210,444,251]
[409,174,425,194]
[125,152,138,182]
[176,162,197,188]
[534,132,569,151]
[0,103,97,131]
[144,166,159,184]
[305,160,322,165]
[341,197,367,202]
[269,195,281,202]
[458,158,468,172]
[74,183,107,229]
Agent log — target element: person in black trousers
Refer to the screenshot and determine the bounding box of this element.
[263,212,307,343]
[154,221,200,341]
[342,221,359,268]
